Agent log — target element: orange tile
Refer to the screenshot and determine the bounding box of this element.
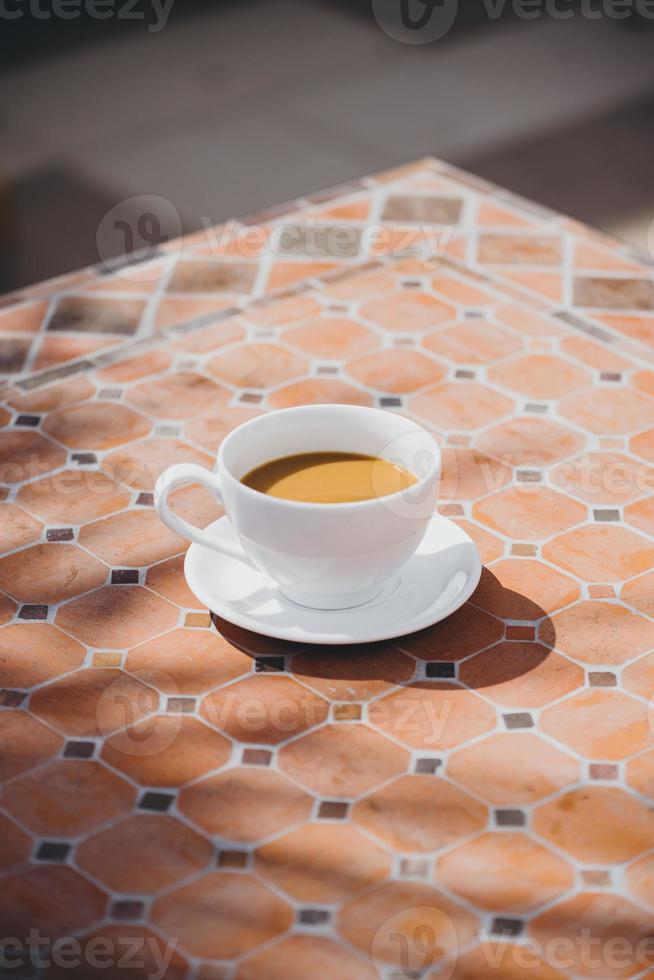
[3,759,134,835]
[8,377,94,414]
[560,387,653,435]
[561,334,633,372]
[453,519,504,564]
[543,525,654,582]
[56,585,179,647]
[495,304,565,337]
[460,643,583,708]
[544,600,654,665]
[284,316,378,359]
[126,627,250,694]
[151,872,293,959]
[361,293,456,332]
[437,831,573,912]
[33,334,116,371]
[0,299,48,334]
[440,447,512,500]
[102,714,230,787]
[488,354,591,399]
[0,812,31,872]
[185,406,263,453]
[574,240,644,272]
[291,642,415,701]
[0,430,67,484]
[533,786,654,862]
[267,261,338,290]
[338,880,477,970]
[79,510,185,567]
[154,295,240,331]
[447,732,579,804]
[30,666,158,737]
[255,824,390,902]
[472,560,579,619]
[43,402,150,449]
[411,381,513,430]
[171,317,247,355]
[622,569,654,618]
[474,486,586,541]
[324,268,397,300]
[477,416,584,467]
[624,651,654,702]
[202,674,329,744]
[347,348,445,393]
[625,495,654,537]
[353,774,486,851]
[269,378,373,408]
[0,591,15,624]
[104,437,213,490]
[479,234,561,266]
[368,682,496,749]
[431,274,496,305]
[631,427,654,463]
[206,343,308,388]
[248,295,322,327]
[477,202,535,228]
[424,320,522,365]
[437,942,566,980]
[127,372,230,420]
[594,312,654,348]
[0,503,43,553]
[501,271,563,303]
[0,709,63,781]
[0,865,107,940]
[146,554,205,607]
[631,369,654,397]
[626,853,654,912]
[530,892,654,978]
[627,749,654,799]
[77,813,212,893]
[97,349,172,382]
[540,689,650,760]
[179,768,313,842]
[552,452,654,505]
[278,724,409,797]
[395,603,504,661]
[18,467,131,524]
[236,935,377,980]
[0,542,107,604]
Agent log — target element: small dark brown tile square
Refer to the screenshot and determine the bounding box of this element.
[98,387,122,399]
[111,900,144,921]
[525,403,548,414]
[139,791,174,812]
[0,689,26,708]
[593,509,620,522]
[111,569,140,584]
[588,672,617,688]
[439,503,464,517]
[333,704,361,721]
[590,763,619,780]
[167,697,196,714]
[415,757,442,774]
[168,261,258,294]
[49,296,145,335]
[382,195,462,225]
[277,225,361,259]
[516,470,541,484]
[426,662,456,679]
[255,656,285,673]
[46,528,74,542]
[317,365,339,375]
[503,712,534,729]
[63,740,95,759]
[35,841,70,862]
[600,372,621,382]
[298,908,331,925]
[399,858,429,878]
[239,392,264,404]
[217,850,248,869]
[72,452,97,465]
[380,397,403,407]
[506,625,536,641]
[495,809,526,827]
[136,492,154,506]
[317,800,349,819]
[455,369,475,379]
[14,414,40,427]
[491,917,523,937]
[19,604,48,620]
[581,869,611,886]
[511,543,537,557]
[241,748,272,766]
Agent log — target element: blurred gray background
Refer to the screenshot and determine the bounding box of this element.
[1,0,654,291]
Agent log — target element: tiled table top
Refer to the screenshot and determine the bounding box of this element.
[0,157,654,979]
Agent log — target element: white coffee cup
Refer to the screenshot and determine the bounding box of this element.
[154,404,440,610]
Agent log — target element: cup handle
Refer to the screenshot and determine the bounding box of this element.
[154,463,248,561]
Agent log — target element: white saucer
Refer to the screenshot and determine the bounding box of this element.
[184,514,481,646]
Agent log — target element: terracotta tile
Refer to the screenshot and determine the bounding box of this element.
[0,811,31,872]
[502,270,563,302]
[179,767,313,842]
[46,925,189,980]
[479,233,561,265]
[437,831,573,912]
[530,892,654,978]
[346,348,445,393]
[623,650,654,703]
[553,452,653,505]
[3,759,134,835]
[0,709,63,780]
[56,585,179,647]
[560,387,653,435]
[0,865,107,939]
[184,406,263,453]
[0,542,107,604]
[77,813,212,892]
[574,275,654,309]
[49,295,145,334]
[284,317,378,361]
[477,417,584,469]
[353,773,487,851]
[361,293,455,333]
[18,467,131,524]
[171,318,247,356]
[80,510,185,567]
[412,381,513,431]
[167,260,257,294]
[0,299,48,334]
[439,448,512,501]
[255,823,390,902]
[102,715,230,787]
[127,372,230,420]
[278,724,408,797]
[561,335,633,372]
[236,935,377,980]
[267,260,338,290]
[338,880,477,970]
[145,554,202,608]
[424,320,522,365]
[0,430,67,483]
[151,871,293,959]
[543,525,654,581]
[155,295,239,331]
[324,268,396,300]
[534,787,654,862]
[488,354,591,400]
[595,312,654,348]
[625,496,654,537]
[495,304,565,338]
[202,674,329,744]
[540,689,650,760]
[383,195,462,224]
[431,274,495,305]
[439,942,566,979]
[543,600,654,665]
[43,402,150,449]
[626,853,654,912]
[622,569,654,618]
[454,519,504,564]
[368,682,496,749]
[269,378,373,408]
[395,603,504,661]
[0,334,33,372]
[472,560,579,620]
[460,643,583,707]
[627,749,654,799]
[0,503,43,552]
[8,377,94,414]
[447,732,579,804]
[126,628,250,694]
[248,295,322,327]
[291,642,415,701]
[475,486,586,542]
[631,427,654,464]
[32,334,115,370]
[104,437,213,490]
[30,667,158,737]
[206,343,308,389]
[97,349,172,382]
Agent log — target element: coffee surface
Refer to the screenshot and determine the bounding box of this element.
[241,452,417,503]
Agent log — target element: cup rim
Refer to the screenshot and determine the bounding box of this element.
[217,403,440,511]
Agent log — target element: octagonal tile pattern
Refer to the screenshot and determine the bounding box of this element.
[1,157,654,978]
